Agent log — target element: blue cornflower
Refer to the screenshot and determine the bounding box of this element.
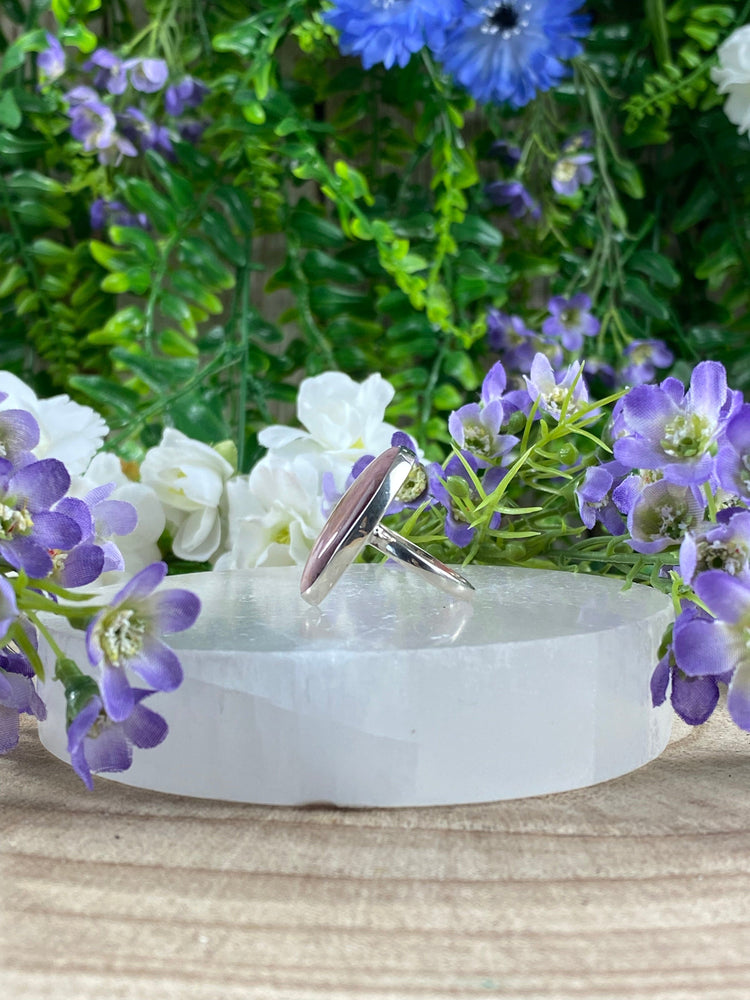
[436,1,591,109]
[323,0,462,70]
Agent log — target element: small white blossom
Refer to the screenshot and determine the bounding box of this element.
[214,455,325,569]
[711,24,750,134]
[258,372,398,490]
[0,370,108,475]
[140,428,233,562]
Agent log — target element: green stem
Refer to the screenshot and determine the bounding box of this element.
[26,610,68,664]
[8,620,46,680]
[645,0,671,67]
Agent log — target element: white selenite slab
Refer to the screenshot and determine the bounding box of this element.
[37,564,674,807]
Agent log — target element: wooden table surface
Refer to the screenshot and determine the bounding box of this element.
[1,709,749,1000]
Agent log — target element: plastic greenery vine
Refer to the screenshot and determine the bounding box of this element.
[3,0,750,787]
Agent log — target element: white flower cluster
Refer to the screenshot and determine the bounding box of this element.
[215,372,397,569]
[0,371,397,576]
[712,24,750,134]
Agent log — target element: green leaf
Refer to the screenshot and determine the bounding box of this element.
[289,204,345,249]
[9,170,66,196]
[0,131,47,157]
[110,348,198,391]
[101,272,131,294]
[201,208,246,267]
[443,351,480,391]
[158,328,199,358]
[0,90,21,129]
[672,183,717,233]
[302,250,363,284]
[51,0,72,24]
[1,29,48,77]
[58,21,97,52]
[629,249,680,288]
[451,215,503,248]
[623,276,670,321]
[89,239,129,271]
[432,384,464,410]
[109,225,159,263]
[170,395,230,443]
[68,375,142,418]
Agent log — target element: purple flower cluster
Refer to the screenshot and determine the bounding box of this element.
[0,394,200,787]
[50,37,208,174]
[571,359,750,730]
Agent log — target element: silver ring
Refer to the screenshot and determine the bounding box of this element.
[300,445,475,606]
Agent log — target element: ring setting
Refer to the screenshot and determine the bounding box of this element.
[300,445,475,606]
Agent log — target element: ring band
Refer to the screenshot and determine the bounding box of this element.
[300,445,475,606]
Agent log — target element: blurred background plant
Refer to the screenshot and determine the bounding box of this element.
[1,0,747,472]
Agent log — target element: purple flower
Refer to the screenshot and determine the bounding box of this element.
[387,432,433,512]
[67,688,167,790]
[81,483,138,571]
[679,510,750,584]
[613,361,731,486]
[626,478,705,554]
[330,432,434,517]
[651,603,728,726]
[38,33,65,85]
[90,198,150,232]
[673,571,750,729]
[67,95,117,151]
[86,561,200,722]
[485,179,540,220]
[0,458,81,577]
[323,0,462,70]
[85,48,128,95]
[0,576,18,642]
[552,153,594,196]
[429,453,503,549]
[449,397,518,465]
[575,460,629,535]
[124,57,169,93]
[119,107,173,156]
[51,486,136,587]
[488,139,521,165]
[486,310,542,374]
[179,120,208,144]
[541,293,600,352]
[0,406,40,467]
[0,634,46,755]
[716,404,750,502]
[96,132,139,166]
[164,76,209,116]
[524,353,588,420]
[621,339,674,386]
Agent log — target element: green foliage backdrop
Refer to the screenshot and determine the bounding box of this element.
[1,0,749,466]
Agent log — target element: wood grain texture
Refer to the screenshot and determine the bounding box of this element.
[2,710,750,1000]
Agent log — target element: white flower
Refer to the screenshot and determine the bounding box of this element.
[0,371,108,474]
[214,455,325,569]
[258,371,398,488]
[140,428,233,562]
[71,452,166,579]
[711,24,750,134]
